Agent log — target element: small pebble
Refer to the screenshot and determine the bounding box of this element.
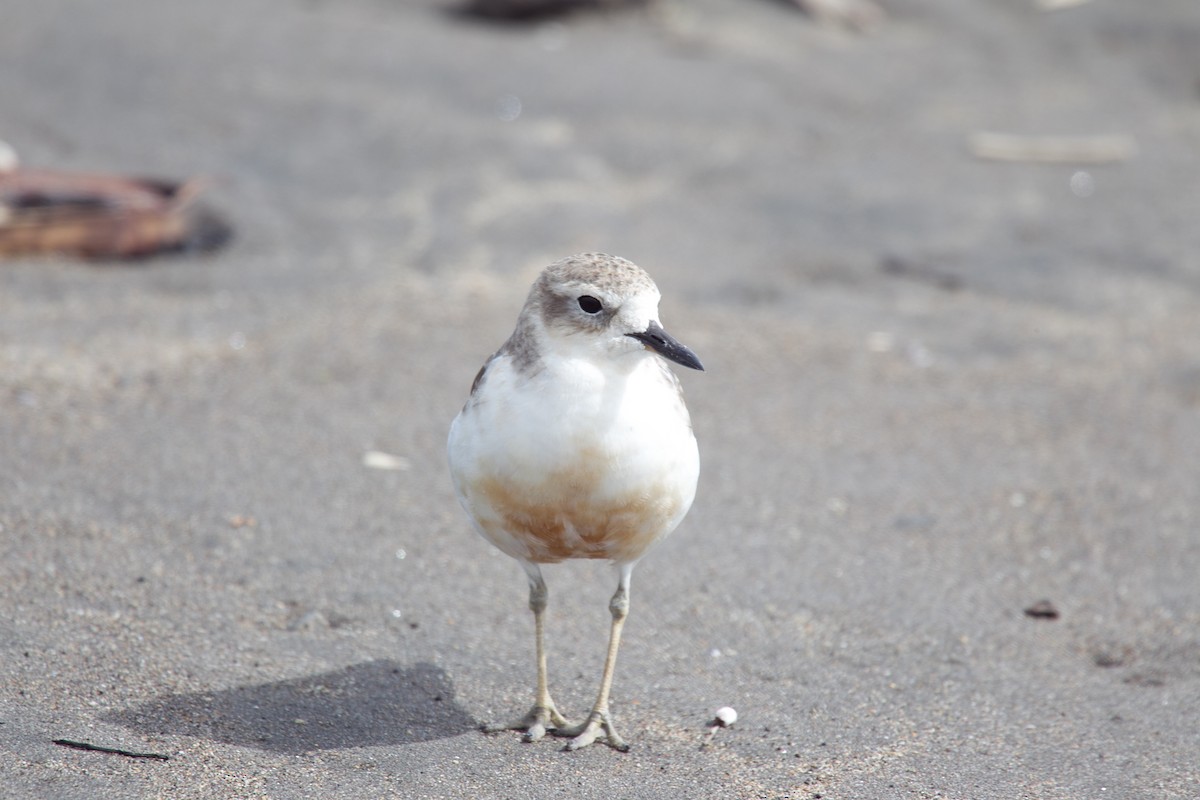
[364,450,412,471]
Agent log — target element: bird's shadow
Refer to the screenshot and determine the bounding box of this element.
[104,660,476,753]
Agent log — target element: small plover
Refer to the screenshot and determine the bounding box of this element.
[447,253,703,751]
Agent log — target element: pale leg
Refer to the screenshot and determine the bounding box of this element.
[555,563,634,752]
[484,562,571,741]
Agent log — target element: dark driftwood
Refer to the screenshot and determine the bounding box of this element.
[0,169,229,259]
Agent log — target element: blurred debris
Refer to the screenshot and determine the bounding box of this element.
[363,450,412,471]
[0,139,18,174]
[452,0,648,21]
[288,609,328,632]
[791,0,886,32]
[1036,0,1093,11]
[867,331,896,353]
[1024,599,1060,620]
[968,132,1137,164]
[1091,642,1132,668]
[880,254,963,291]
[0,169,231,260]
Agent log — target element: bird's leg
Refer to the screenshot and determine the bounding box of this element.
[483,563,571,742]
[556,563,634,752]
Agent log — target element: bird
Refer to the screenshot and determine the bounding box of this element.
[447,253,703,752]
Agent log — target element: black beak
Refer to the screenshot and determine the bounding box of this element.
[627,320,705,371]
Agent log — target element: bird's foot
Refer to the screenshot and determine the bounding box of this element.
[482,702,572,743]
[554,709,629,752]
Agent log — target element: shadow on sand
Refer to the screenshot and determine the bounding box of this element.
[105,660,476,753]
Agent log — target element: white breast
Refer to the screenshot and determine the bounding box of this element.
[448,351,698,565]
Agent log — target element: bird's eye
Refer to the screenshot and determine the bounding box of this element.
[577,295,603,314]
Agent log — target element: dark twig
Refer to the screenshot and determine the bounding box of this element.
[1023,600,1060,620]
[52,738,171,761]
